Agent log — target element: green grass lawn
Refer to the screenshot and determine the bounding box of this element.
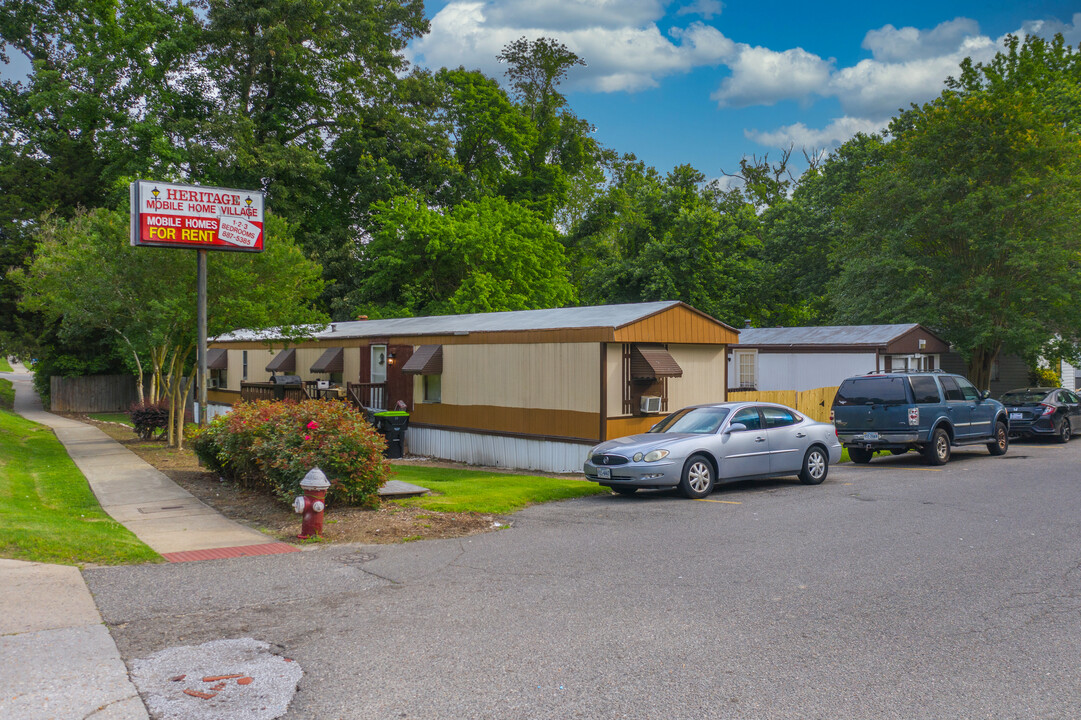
[89,412,133,426]
[0,357,12,372]
[388,464,607,514]
[0,378,12,411]
[0,406,160,565]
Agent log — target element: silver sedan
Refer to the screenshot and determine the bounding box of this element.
[583,402,842,498]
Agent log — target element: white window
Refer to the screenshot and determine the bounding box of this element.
[736,351,756,389]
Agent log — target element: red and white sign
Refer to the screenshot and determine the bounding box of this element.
[130,180,265,252]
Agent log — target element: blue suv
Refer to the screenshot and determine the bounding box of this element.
[831,371,1009,465]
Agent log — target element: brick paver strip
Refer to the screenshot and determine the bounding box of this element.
[161,542,299,563]
[202,674,244,682]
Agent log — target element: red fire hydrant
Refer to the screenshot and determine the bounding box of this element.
[293,467,330,539]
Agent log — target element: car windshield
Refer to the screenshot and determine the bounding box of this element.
[1002,390,1052,404]
[835,377,909,405]
[649,407,731,434]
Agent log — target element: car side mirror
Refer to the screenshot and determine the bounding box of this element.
[725,422,748,434]
[980,390,991,400]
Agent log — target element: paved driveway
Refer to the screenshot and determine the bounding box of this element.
[87,440,1081,719]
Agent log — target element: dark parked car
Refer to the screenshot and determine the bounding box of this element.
[831,371,1009,465]
[1001,387,1081,442]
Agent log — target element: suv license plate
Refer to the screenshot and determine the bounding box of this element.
[862,432,880,441]
[597,467,611,479]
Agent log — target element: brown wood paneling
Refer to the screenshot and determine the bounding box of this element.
[207,388,241,405]
[409,403,600,442]
[386,345,414,410]
[886,325,950,354]
[606,416,662,439]
[614,304,738,345]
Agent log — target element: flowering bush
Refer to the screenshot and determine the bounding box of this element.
[192,400,389,506]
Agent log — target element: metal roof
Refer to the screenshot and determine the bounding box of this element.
[215,301,706,342]
[737,324,923,347]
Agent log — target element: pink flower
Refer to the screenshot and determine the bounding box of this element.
[304,435,311,441]
[307,421,319,430]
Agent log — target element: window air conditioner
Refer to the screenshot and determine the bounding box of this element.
[207,377,219,389]
[640,395,662,414]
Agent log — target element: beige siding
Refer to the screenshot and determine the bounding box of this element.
[606,343,623,417]
[295,347,323,377]
[228,348,274,387]
[667,345,727,409]
[442,343,599,412]
[343,347,361,383]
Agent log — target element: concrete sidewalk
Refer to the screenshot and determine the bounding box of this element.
[0,559,149,720]
[4,363,295,560]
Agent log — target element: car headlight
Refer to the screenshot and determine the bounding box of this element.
[644,449,669,462]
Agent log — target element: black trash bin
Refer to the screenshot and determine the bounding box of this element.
[374,411,409,459]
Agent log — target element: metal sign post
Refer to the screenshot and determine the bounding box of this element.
[197,249,208,425]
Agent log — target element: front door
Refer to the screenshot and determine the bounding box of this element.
[719,406,770,479]
[370,345,387,409]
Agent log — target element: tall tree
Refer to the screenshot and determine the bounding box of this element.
[350,195,576,317]
[832,35,1081,388]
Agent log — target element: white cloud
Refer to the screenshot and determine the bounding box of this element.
[677,0,723,21]
[745,117,885,150]
[711,45,833,107]
[862,18,982,62]
[408,2,735,94]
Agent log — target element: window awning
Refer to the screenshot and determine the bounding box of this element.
[630,344,682,378]
[401,345,443,375]
[310,347,344,374]
[265,348,296,373]
[207,348,228,370]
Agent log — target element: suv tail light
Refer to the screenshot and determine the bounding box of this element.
[908,407,920,426]
[829,408,835,423]
[1039,403,1056,417]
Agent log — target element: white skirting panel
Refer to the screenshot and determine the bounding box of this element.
[406,427,593,474]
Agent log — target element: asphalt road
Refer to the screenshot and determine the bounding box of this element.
[86,439,1081,719]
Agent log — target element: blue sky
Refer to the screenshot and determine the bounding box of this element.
[408,1,1081,179]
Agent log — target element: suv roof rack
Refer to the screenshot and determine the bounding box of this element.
[863,369,947,375]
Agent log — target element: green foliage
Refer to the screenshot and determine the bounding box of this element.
[192,400,390,506]
[831,34,1081,389]
[1029,365,1062,387]
[354,195,576,316]
[0,406,160,565]
[565,160,762,326]
[389,465,606,514]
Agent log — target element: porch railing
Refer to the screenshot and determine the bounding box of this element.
[240,382,312,403]
[346,382,386,411]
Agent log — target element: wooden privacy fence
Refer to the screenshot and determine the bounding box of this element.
[50,375,141,413]
[726,386,839,423]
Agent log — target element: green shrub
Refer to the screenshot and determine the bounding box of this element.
[192,400,389,506]
[1029,365,1061,387]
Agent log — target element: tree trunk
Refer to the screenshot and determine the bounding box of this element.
[966,343,1002,391]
